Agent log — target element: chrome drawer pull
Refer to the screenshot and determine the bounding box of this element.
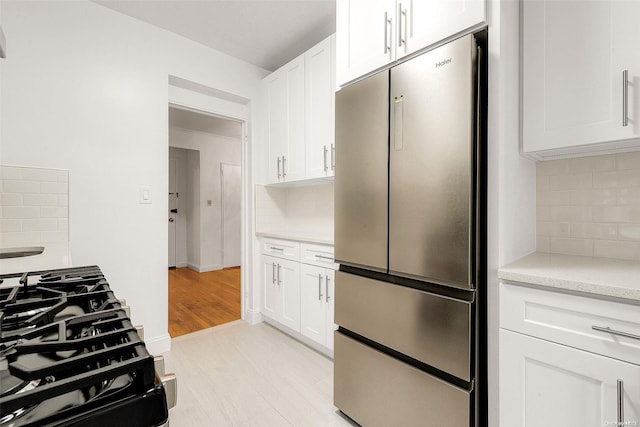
[269,246,285,251]
[592,325,640,341]
[623,70,629,127]
[315,255,334,262]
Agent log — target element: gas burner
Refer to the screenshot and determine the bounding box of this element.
[0,266,172,427]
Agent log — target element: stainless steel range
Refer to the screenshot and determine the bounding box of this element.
[0,266,176,427]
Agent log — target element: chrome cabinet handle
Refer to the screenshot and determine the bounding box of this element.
[384,12,392,54]
[623,70,629,127]
[318,274,323,301]
[331,144,335,171]
[278,264,282,286]
[323,145,328,172]
[315,255,334,262]
[269,246,284,252]
[618,379,624,427]
[325,275,330,303]
[398,3,407,49]
[277,157,281,179]
[282,156,287,179]
[272,262,276,284]
[592,325,640,341]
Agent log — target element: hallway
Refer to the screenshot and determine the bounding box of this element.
[168,267,241,337]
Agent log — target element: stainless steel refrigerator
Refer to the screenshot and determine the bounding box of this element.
[333,32,487,427]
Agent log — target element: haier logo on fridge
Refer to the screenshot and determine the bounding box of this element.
[435,58,452,68]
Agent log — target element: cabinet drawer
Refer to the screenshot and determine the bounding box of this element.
[262,238,300,261]
[300,243,337,269]
[500,281,640,365]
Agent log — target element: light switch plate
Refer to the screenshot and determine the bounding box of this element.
[139,186,152,204]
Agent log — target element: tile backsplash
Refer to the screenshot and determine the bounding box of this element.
[1,165,69,249]
[536,152,640,260]
[255,183,334,242]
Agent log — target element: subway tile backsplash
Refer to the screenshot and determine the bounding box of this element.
[0,165,69,248]
[537,152,640,260]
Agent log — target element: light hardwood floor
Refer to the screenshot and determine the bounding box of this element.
[168,267,241,337]
[163,320,357,427]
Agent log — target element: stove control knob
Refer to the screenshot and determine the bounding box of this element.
[154,355,166,376]
[161,373,177,409]
[134,324,144,341]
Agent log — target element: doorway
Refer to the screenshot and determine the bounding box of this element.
[167,106,243,337]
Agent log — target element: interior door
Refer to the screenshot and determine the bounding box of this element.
[221,163,241,268]
[168,157,177,268]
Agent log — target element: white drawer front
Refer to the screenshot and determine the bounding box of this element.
[500,281,640,365]
[300,243,337,269]
[262,238,300,261]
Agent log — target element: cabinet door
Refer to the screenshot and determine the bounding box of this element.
[278,258,301,331]
[262,255,280,320]
[325,268,336,351]
[266,72,286,184]
[398,0,485,59]
[282,56,306,182]
[336,0,395,86]
[522,0,640,155]
[500,329,640,427]
[305,36,336,179]
[300,264,326,345]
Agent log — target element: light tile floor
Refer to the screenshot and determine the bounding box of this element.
[163,320,358,427]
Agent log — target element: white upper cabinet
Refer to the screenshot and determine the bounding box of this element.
[282,56,306,182]
[263,35,336,185]
[336,0,395,87]
[336,0,486,86]
[522,0,640,158]
[305,36,336,179]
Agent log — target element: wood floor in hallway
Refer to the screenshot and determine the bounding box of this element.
[168,267,241,337]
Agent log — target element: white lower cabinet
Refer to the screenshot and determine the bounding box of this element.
[300,264,336,351]
[261,238,336,354]
[500,329,640,427]
[500,281,640,427]
[262,254,300,332]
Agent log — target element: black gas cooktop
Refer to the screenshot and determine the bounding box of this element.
[0,266,171,427]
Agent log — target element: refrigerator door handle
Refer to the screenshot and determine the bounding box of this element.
[393,95,404,150]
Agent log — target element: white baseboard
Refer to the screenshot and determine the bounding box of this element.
[262,317,334,359]
[175,262,187,268]
[244,307,263,324]
[186,263,222,273]
[145,332,171,355]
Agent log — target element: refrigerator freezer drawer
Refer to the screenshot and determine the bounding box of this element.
[334,332,471,427]
[335,271,471,381]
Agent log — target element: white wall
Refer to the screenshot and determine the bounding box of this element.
[0,0,268,353]
[169,127,241,271]
[487,1,537,426]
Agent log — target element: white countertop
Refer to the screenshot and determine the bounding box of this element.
[498,252,640,302]
[255,231,334,246]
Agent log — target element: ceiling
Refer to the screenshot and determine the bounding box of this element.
[169,107,243,139]
[91,0,336,72]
